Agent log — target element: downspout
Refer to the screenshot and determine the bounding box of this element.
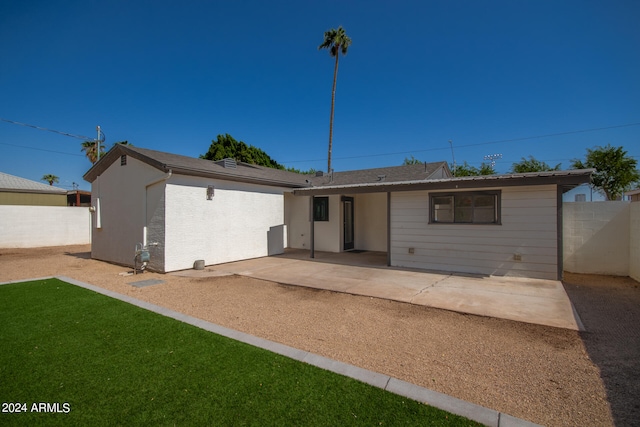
[144,169,172,247]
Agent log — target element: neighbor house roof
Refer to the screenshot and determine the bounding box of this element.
[309,162,450,187]
[0,172,67,194]
[294,169,595,196]
[83,145,312,188]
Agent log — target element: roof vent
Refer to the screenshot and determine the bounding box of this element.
[222,158,237,169]
[377,175,386,182]
[315,171,324,177]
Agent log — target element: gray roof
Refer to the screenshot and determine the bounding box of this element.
[309,162,450,186]
[295,169,595,196]
[84,145,453,189]
[83,145,312,187]
[0,172,67,194]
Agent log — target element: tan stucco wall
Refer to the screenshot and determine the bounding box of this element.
[0,191,66,206]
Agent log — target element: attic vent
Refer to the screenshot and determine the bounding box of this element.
[377,175,386,182]
[120,155,127,166]
[315,171,324,177]
[222,158,237,169]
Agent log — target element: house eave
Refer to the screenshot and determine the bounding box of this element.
[293,170,594,196]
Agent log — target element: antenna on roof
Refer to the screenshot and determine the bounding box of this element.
[483,153,502,168]
[448,140,456,176]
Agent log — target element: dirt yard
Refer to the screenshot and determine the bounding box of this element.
[2,245,636,427]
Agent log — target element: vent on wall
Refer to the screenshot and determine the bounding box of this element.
[222,158,237,169]
[120,155,127,166]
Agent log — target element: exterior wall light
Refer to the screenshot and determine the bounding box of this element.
[206,185,214,200]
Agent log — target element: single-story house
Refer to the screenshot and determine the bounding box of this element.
[0,172,68,206]
[83,144,592,280]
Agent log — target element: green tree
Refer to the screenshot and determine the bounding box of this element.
[81,140,105,164]
[571,144,639,200]
[41,174,59,186]
[318,26,352,174]
[510,156,561,173]
[452,161,496,177]
[201,134,284,169]
[403,155,422,165]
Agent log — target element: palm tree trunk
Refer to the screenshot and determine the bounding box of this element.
[328,50,340,174]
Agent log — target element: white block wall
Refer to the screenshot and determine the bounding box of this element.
[563,202,630,276]
[162,176,286,272]
[0,205,91,248]
[390,185,559,279]
[628,203,639,281]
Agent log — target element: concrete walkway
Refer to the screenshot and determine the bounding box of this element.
[173,250,582,330]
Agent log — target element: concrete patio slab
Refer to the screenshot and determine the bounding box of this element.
[172,251,582,330]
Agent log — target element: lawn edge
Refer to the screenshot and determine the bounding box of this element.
[1,276,542,427]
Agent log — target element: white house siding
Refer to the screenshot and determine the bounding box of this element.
[354,193,387,251]
[90,157,165,268]
[390,185,559,280]
[162,176,286,272]
[0,205,91,248]
[563,202,630,276]
[631,202,640,281]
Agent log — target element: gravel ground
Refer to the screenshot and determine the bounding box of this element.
[563,273,640,427]
[0,245,624,427]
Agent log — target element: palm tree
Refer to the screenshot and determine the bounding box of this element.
[41,174,59,186]
[318,26,351,174]
[81,140,105,164]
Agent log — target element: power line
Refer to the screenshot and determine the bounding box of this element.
[0,141,85,157]
[281,122,640,164]
[0,118,98,141]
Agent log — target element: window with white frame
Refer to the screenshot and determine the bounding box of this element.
[430,191,501,224]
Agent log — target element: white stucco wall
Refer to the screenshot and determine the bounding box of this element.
[390,185,559,279]
[0,205,91,248]
[631,202,640,281]
[284,192,310,249]
[563,202,630,276]
[90,156,167,268]
[354,193,387,251]
[162,176,286,272]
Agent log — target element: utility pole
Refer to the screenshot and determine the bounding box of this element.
[448,139,456,176]
[96,125,101,162]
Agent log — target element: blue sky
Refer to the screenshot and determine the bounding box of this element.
[1,0,638,191]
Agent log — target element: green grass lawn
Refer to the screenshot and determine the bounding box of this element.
[0,278,480,426]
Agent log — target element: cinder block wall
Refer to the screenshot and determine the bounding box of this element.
[0,206,91,248]
[631,203,640,281]
[563,202,630,276]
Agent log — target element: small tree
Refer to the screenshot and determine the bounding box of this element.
[453,161,495,177]
[403,155,422,165]
[41,174,59,186]
[510,156,561,173]
[571,144,639,200]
